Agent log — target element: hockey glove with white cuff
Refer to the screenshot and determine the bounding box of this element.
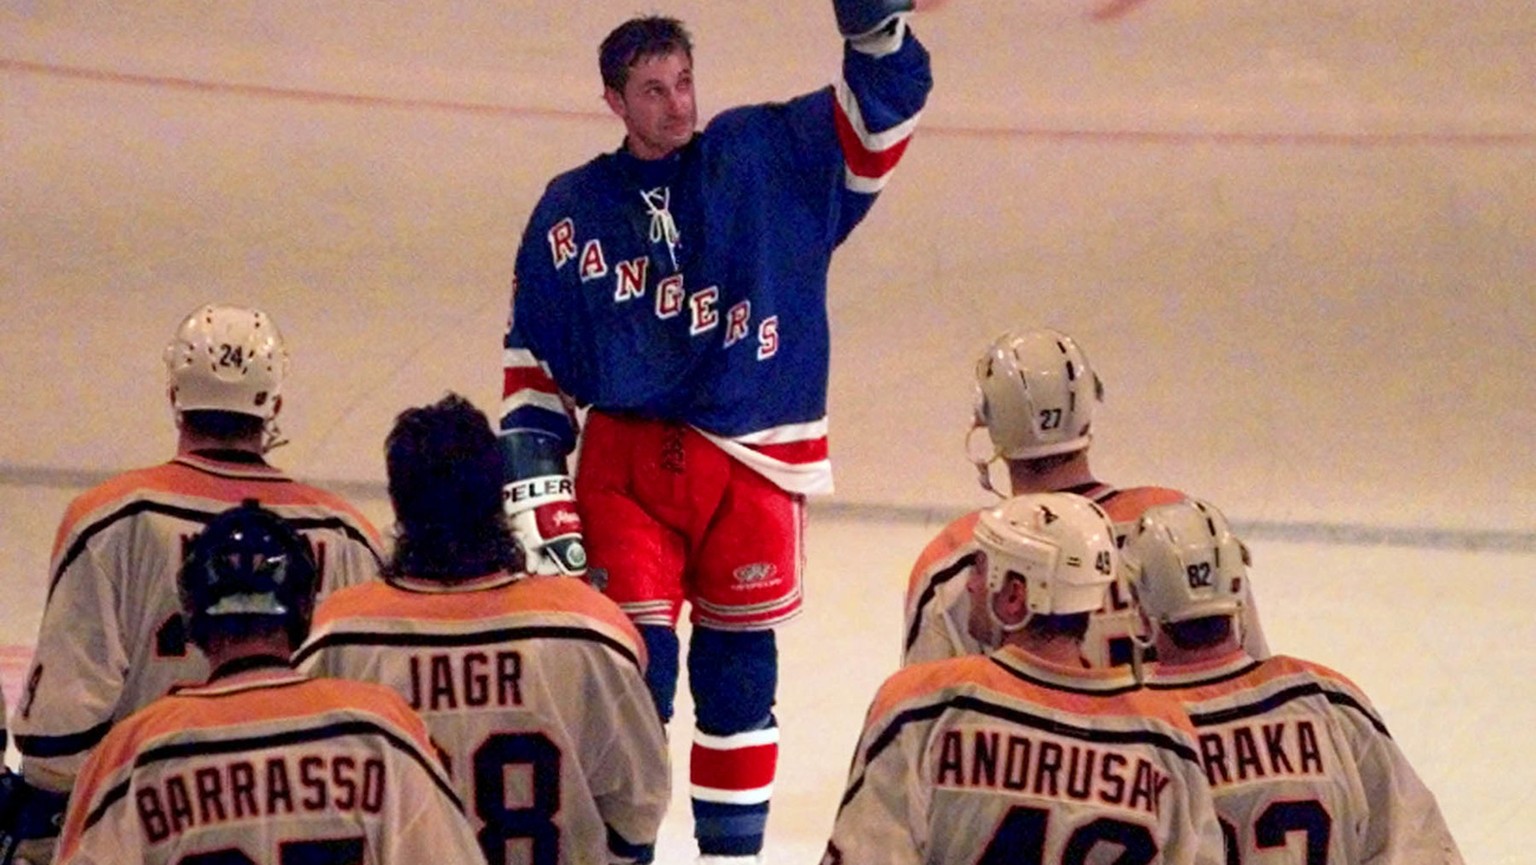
[833,0,914,54]
[500,432,588,578]
[504,475,587,577]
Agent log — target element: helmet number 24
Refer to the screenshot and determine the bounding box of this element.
[217,343,246,368]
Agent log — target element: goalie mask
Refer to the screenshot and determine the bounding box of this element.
[164,304,288,421]
[969,329,1103,491]
[972,492,1118,638]
[179,499,318,650]
[1124,499,1246,626]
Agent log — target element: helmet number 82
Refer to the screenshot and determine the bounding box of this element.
[1186,562,1213,588]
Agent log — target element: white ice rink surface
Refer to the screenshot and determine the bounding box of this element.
[3,1,1534,862]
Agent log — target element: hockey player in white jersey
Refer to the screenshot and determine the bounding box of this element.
[827,492,1224,865]
[5,304,383,864]
[1127,498,1464,865]
[294,393,669,865]
[53,500,483,865]
[903,327,1268,668]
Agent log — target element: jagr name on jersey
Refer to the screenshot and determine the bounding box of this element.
[407,649,525,712]
[933,726,1172,818]
[547,218,780,360]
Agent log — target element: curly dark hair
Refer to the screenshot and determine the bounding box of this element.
[383,393,522,580]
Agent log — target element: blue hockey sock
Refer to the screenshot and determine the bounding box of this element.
[639,624,680,723]
[688,627,778,856]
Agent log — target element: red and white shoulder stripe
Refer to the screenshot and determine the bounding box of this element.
[833,80,922,194]
[501,347,574,423]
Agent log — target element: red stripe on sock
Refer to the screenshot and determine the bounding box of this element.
[690,740,779,791]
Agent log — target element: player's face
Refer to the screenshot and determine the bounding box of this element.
[606,49,697,160]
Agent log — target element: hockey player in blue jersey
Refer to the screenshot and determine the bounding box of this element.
[498,2,932,861]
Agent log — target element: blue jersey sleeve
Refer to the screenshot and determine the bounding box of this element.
[503,184,580,452]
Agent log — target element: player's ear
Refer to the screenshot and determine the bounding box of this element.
[603,87,626,118]
[998,573,1029,623]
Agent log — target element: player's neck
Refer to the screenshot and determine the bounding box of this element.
[1153,633,1241,669]
[177,428,264,457]
[623,137,685,162]
[203,633,295,681]
[1007,633,1085,667]
[1008,451,1095,494]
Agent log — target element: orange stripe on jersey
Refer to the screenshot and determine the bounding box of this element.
[1176,654,1367,707]
[51,459,380,559]
[1095,485,1186,524]
[74,674,435,798]
[62,673,452,863]
[872,649,1196,736]
[866,655,997,721]
[904,511,981,599]
[311,574,644,659]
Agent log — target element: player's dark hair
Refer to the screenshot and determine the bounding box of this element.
[384,393,522,580]
[1163,615,1233,650]
[182,409,264,441]
[1022,611,1092,642]
[600,15,693,93]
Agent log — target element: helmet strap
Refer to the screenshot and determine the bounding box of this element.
[261,418,289,454]
[965,425,1006,498]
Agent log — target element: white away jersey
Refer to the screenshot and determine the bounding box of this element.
[903,484,1270,668]
[293,572,670,865]
[56,667,484,865]
[824,647,1225,865]
[1147,652,1464,865]
[15,453,383,785]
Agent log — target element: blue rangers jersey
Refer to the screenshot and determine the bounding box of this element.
[502,30,932,494]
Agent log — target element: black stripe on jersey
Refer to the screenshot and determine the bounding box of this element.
[903,551,978,654]
[1061,481,1114,502]
[292,624,641,671]
[49,500,380,601]
[1184,682,1390,737]
[15,719,114,759]
[81,718,462,836]
[989,655,1142,699]
[838,692,1199,810]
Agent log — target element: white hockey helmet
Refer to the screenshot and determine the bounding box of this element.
[163,304,288,420]
[973,328,1103,461]
[973,492,1119,620]
[1124,499,1246,625]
